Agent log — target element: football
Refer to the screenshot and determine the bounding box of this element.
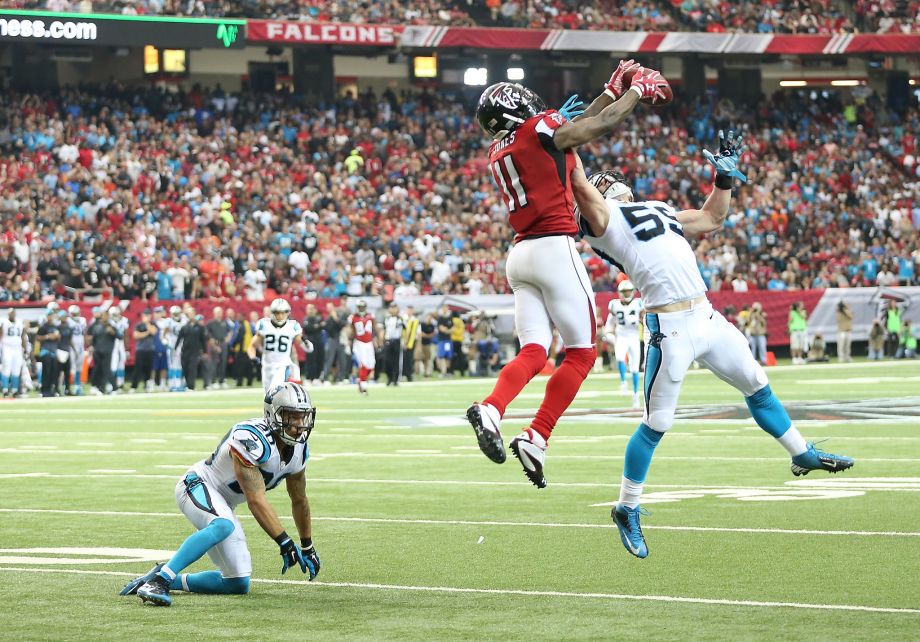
[623,67,673,106]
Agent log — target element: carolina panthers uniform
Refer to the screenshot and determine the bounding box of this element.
[606,298,644,375]
[110,313,130,388]
[163,315,187,391]
[179,418,310,578]
[67,315,87,393]
[255,318,302,392]
[585,200,767,432]
[0,317,25,393]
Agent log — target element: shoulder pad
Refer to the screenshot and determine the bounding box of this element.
[228,424,272,466]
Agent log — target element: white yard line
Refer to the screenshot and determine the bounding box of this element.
[2,508,919,538]
[0,567,915,615]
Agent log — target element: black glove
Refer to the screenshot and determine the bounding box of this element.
[301,537,321,581]
[276,532,307,575]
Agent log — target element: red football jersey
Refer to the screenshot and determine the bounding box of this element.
[350,314,375,343]
[488,109,578,242]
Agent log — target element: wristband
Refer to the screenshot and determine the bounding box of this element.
[273,531,291,545]
[300,537,313,548]
[714,174,734,190]
[627,85,643,99]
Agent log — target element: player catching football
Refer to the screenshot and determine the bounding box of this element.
[467,60,670,488]
[119,382,320,606]
[572,130,854,558]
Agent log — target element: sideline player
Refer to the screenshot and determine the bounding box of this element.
[248,298,312,393]
[164,306,187,391]
[1,309,26,397]
[349,299,376,395]
[66,305,87,395]
[572,132,854,558]
[466,61,671,488]
[110,306,129,391]
[605,280,643,408]
[119,382,320,606]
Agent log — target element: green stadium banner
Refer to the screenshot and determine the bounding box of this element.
[0,10,244,49]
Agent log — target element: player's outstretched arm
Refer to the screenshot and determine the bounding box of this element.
[286,470,320,580]
[233,453,285,537]
[571,59,641,121]
[553,67,666,150]
[571,154,611,237]
[677,129,746,235]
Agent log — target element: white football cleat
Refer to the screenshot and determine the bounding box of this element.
[509,428,547,488]
[619,380,628,393]
[467,403,505,463]
[632,393,641,409]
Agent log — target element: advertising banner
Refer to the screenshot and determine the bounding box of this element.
[247,20,400,46]
[0,10,245,49]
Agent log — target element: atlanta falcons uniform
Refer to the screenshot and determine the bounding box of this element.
[606,297,644,376]
[255,317,302,392]
[0,317,25,393]
[178,418,310,579]
[489,109,596,351]
[584,199,767,432]
[350,313,376,371]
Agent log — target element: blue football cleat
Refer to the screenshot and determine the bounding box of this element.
[119,563,164,596]
[791,442,854,476]
[137,575,172,606]
[612,504,649,559]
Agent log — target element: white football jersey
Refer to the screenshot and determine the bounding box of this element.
[111,315,129,340]
[190,418,309,508]
[607,298,644,338]
[586,200,706,308]
[256,317,302,367]
[1,318,24,349]
[163,316,187,349]
[67,316,87,350]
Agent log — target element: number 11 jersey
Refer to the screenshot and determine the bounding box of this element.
[585,200,706,309]
[488,110,579,242]
[255,317,302,367]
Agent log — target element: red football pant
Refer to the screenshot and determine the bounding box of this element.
[530,347,596,441]
[483,343,547,417]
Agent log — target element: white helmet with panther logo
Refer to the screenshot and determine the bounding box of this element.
[264,382,316,447]
[269,298,291,326]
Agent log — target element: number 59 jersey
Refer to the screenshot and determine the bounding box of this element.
[585,200,706,309]
[488,110,579,242]
[256,318,302,367]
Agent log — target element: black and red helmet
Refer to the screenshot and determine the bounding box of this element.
[476,82,547,140]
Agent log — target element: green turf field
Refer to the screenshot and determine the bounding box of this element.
[1,360,919,640]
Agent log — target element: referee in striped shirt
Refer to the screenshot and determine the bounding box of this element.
[383,303,406,386]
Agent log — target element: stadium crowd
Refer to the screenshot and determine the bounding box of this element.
[2,81,917,306]
[11,0,919,34]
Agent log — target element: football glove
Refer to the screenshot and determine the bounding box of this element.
[277,535,307,575]
[702,129,747,183]
[304,339,315,354]
[629,67,670,103]
[301,538,321,581]
[604,58,641,100]
[558,94,585,121]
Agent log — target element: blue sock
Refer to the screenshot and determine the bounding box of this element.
[173,570,250,594]
[623,423,665,483]
[632,372,640,394]
[11,375,19,391]
[617,361,627,382]
[0,374,8,390]
[158,518,234,580]
[745,385,791,438]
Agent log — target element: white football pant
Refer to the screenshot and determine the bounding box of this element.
[506,235,596,350]
[174,478,251,578]
[644,300,768,433]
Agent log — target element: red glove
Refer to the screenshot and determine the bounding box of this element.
[603,59,641,100]
[628,67,670,103]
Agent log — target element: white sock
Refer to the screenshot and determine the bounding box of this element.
[618,475,644,509]
[777,423,808,457]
